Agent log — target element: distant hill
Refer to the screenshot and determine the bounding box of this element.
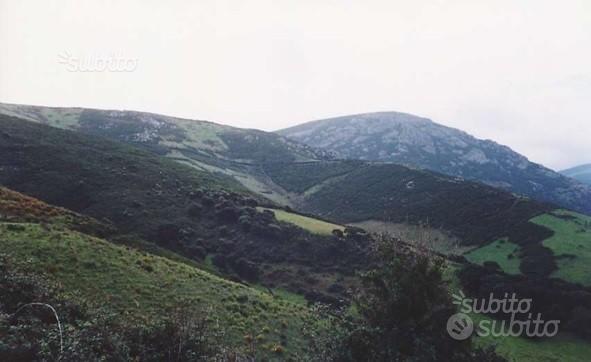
[561,163,591,185]
[278,112,591,215]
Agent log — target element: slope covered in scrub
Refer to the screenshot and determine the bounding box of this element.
[0,188,316,359]
[0,116,372,303]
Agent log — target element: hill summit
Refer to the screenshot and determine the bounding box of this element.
[278,112,591,215]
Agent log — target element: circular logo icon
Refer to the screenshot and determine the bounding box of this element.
[447,313,474,340]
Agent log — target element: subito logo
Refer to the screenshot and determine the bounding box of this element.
[446,313,474,340]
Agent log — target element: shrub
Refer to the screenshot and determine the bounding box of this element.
[187,204,202,217]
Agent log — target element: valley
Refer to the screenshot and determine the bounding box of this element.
[1,106,591,360]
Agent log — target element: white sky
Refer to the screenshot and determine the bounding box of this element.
[0,0,589,170]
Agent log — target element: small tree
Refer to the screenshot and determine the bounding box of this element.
[301,234,504,361]
[349,234,465,360]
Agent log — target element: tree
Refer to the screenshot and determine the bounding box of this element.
[302,234,504,361]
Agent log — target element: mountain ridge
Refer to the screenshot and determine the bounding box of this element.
[278,111,591,215]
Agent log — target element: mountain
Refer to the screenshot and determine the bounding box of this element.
[278,112,591,215]
[562,163,591,185]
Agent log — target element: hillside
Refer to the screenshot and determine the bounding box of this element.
[3,183,591,361]
[262,160,591,287]
[2,112,578,287]
[561,164,591,185]
[262,160,553,246]
[278,112,591,215]
[0,102,334,205]
[1,107,588,286]
[0,104,557,238]
[0,108,570,278]
[0,114,371,305]
[0,186,316,359]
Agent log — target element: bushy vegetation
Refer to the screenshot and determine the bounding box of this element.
[262,160,361,193]
[277,162,553,247]
[0,185,506,360]
[0,116,371,301]
[449,264,591,361]
[456,211,591,346]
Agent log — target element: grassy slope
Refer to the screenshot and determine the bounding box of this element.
[0,103,326,165]
[0,186,313,357]
[464,239,521,275]
[257,207,345,236]
[464,210,591,285]
[0,223,312,357]
[532,210,591,286]
[477,331,591,362]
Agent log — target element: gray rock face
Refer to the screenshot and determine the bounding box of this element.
[279,112,591,215]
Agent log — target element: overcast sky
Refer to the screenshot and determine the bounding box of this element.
[0,0,589,170]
